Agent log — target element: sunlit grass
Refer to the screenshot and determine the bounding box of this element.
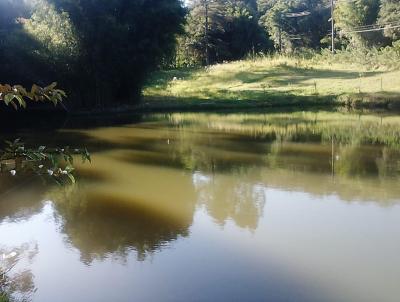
[143,55,400,108]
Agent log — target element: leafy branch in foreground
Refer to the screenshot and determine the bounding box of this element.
[0,139,91,185]
[0,83,89,185]
[0,82,66,109]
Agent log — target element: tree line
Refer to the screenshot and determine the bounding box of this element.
[178,0,400,66]
[0,0,185,109]
[0,0,399,109]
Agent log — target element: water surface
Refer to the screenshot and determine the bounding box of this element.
[1,110,400,302]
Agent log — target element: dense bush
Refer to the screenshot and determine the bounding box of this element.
[316,40,400,70]
[0,0,185,109]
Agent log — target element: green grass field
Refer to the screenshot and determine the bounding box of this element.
[143,55,400,110]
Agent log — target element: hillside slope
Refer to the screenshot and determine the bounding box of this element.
[143,56,400,110]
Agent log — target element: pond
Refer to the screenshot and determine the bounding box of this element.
[1,110,400,302]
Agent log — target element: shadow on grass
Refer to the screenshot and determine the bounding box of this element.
[145,65,387,106]
[142,91,337,112]
[232,65,384,87]
[142,59,400,113]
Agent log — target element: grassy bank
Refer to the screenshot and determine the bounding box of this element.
[143,55,400,110]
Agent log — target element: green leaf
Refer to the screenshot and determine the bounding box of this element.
[67,173,76,184]
[15,95,26,108]
[4,93,14,105]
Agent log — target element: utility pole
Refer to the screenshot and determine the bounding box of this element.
[204,0,210,66]
[278,26,282,53]
[330,0,335,54]
[278,13,283,53]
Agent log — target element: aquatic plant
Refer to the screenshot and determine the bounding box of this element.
[0,244,37,302]
[0,139,90,185]
[0,83,89,184]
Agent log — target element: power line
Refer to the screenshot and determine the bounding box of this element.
[325,21,400,34]
[335,21,400,34]
[346,21,400,31]
[334,0,359,3]
[341,24,400,34]
[276,0,399,52]
[285,11,311,18]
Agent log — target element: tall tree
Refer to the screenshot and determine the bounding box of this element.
[335,0,382,47]
[378,0,400,41]
[260,0,331,52]
[225,0,270,60]
[182,0,229,65]
[178,0,270,65]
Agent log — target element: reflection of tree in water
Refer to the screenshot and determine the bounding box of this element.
[0,179,42,301]
[2,110,399,268]
[0,177,45,223]
[192,171,266,230]
[376,147,400,178]
[47,185,194,264]
[333,144,400,180]
[166,112,400,148]
[0,243,38,302]
[335,145,381,177]
[44,166,266,265]
[265,140,400,179]
[262,142,400,204]
[160,112,400,182]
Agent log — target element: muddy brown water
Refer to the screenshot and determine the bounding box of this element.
[1,110,400,302]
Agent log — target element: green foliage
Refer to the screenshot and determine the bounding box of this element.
[23,0,80,68]
[0,291,9,302]
[378,0,400,40]
[1,0,399,108]
[0,83,89,185]
[318,42,400,70]
[0,244,37,302]
[335,0,383,47]
[0,138,91,185]
[144,51,400,110]
[257,0,278,13]
[0,82,66,109]
[0,267,8,302]
[225,1,272,59]
[260,0,331,52]
[0,274,10,302]
[178,0,400,64]
[0,0,186,109]
[177,0,271,66]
